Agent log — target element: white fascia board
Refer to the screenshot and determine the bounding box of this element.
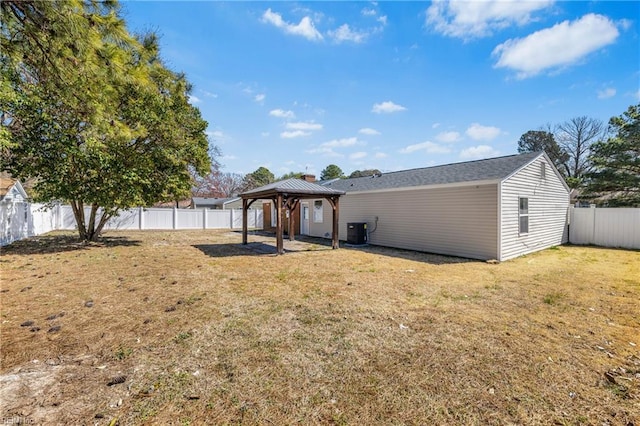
[343,179,500,195]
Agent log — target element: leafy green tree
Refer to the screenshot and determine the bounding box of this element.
[349,169,381,178]
[517,130,569,176]
[320,164,344,180]
[0,0,211,241]
[279,171,303,180]
[242,166,275,190]
[584,104,640,206]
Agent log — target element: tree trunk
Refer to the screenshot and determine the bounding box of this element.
[94,211,113,239]
[70,200,88,241]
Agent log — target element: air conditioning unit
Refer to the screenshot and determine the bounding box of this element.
[347,222,367,245]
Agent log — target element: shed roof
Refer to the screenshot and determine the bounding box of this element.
[241,178,345,199]
[322,152,543,193]
[0,176,29,200]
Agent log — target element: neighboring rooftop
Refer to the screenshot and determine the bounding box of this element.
[192,197,237,207]
[322,152,543,193]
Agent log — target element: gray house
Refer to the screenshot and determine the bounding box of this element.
[192,197,264,210]
[304,152,569,261]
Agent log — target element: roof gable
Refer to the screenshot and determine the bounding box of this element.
[323,152,543,193]
[0,177,28,200]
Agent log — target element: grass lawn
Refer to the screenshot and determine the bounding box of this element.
[1,230,638,425]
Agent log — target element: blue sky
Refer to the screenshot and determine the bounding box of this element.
[122,1,639,177]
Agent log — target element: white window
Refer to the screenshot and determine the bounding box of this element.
[313,200,323,223]
[519,197,529,234]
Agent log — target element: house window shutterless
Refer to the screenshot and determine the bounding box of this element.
[519,197,529,234]
[313,200,323,223]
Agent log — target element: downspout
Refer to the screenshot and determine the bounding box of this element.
[497,182,502,261]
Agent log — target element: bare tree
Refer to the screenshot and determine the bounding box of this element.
[555,116,604,186]
[192,169,245,198]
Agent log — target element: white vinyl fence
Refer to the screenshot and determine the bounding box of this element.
[1,202,262,246]
[569,206,640,250]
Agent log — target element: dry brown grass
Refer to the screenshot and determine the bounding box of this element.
[0,230,638,425]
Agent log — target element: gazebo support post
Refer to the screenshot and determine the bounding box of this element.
[276,193,284,254]
[286,199,299,242]
[328,196,340,249]
[242,198,248,245]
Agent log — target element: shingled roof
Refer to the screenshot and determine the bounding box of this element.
[241,178,345,199]
[323,152,543,193]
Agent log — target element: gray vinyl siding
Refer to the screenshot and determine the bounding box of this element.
[500,157,569,261]
[309,184,499,260]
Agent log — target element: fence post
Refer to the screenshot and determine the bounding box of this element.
[590,204,596,245]
[173,207,178,230]
[203,208,207,229]
[139,207,144,230]
[56,203,62,230]
[230,209,234,229]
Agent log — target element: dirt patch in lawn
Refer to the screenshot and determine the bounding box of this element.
[1,230,638,425]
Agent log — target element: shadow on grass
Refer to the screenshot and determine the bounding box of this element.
[343,244,477,265]
[196,231,474,265]
[0,234,141,256]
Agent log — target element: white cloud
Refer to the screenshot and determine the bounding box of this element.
[322,137,359,148]
[306,137,364,158]
[359,127,381,136]
[377,15,388,26]
[597,87,616,99]
[435,131,462,143]
[399,141,451,154]
[306,146,343,157]
[286,121,323,131]
[374,152,388,159]
[254,93,266,103]
[203,91,218,98]
[493,14,620,79]
[350,152,367,160]
[466,123,502,141]
[361,8,377,17]
[460,145,500,160]
[206,130,225,139]
[426,0,554,39]
[269,109,295,119]
[261,132,270,137]
[432,122,441,129]
[328,24,369,44]
[262,8,323,41]
[281,130,311,139]
[188,95,201,104]
[372,101,407,114]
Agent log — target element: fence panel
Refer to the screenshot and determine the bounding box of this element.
[106,209,140,230]
[143,208,174,229]
[570,207,640,249]
[31,204,58,235]
[207,210,231,229]
[178,209,204,229]
[1,203,264,245]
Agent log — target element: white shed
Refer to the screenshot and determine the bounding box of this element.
[305,152,569,261]
[0,177,28,203]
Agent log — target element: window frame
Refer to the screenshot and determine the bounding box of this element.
[313,200,323,223]
[518,197,529,235]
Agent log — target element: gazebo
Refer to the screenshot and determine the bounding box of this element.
[240,179,345,254]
